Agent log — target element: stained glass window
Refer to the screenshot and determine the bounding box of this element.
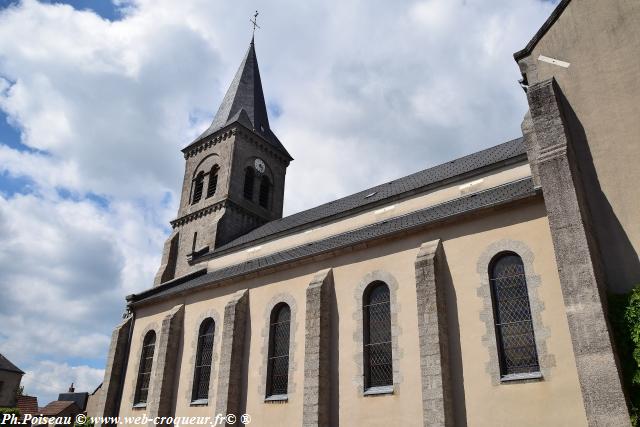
[490,253,540,376]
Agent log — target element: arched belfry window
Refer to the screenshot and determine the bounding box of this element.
[489,252,540,377]
[363,281,392,389]
[266,303,290,397]
[244,167,255,201]
[259,175,270,208]
[192,172,204,204]
[134,331,156,405]
[192,318,215,401]
[206,165,219,199]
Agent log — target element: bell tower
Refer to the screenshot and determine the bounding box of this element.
[154,38,292,285]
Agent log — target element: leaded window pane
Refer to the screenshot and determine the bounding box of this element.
[364,282,392,388]
[490,253,540,376]
[192,318,215,401]
[135,331,156,404]
[266,304,290,396]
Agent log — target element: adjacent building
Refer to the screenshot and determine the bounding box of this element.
[16,394,39,425]
[94,1,638,425]
[0,353,24,408]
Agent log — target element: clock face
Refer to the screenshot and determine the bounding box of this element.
[254,158,266,174]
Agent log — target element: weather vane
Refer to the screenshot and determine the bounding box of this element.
[250,11,260,37]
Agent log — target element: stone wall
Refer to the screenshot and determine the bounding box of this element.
[525,78,629,426]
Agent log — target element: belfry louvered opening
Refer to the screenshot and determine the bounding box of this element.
[489,252,540,377]
[206,165,219,199]
[266,303,291,397]
[192,172,204,204]
[259,175,270,208]
[134,331,156,405]
[244,167,255,200]
[192,318,215,401]
[363,281,393,389]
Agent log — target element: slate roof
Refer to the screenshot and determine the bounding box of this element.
[186,39,292,159]
[203,137,526,260]
[58,392,88,412]
[0,353,24,374]
[131,176,537,305]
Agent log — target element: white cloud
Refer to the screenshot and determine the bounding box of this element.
[0,0,557,405]
[21,360,104,403]
[0,191,169,399]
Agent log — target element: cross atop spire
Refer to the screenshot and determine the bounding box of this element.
[192,38,291,159]
[250,11,260,38]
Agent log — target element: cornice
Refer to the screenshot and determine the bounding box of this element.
[182,127,235,159]
[170,200,227,228]
[170,198,267,229]
[182,122,291,164]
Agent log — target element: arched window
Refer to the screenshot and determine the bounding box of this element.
[134,331,156,405]
[206,166,219,199]
[192,172,204,204]
[266,303,290,397]
[489,252,540,377]
[244,167,255,200]
[192,318,215,401]
[363,281,392,389]
[259,176,270,208]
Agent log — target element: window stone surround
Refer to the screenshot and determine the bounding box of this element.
[184,309,222,405]
[258,293,299,400]
[128,322,159,409]
[352,270,403,394]
[476,239,555,385]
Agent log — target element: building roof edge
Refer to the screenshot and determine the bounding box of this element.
[514,0,572,61]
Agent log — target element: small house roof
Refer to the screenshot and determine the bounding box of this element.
[0,353,24,374]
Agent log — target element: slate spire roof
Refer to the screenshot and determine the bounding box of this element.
[193,38,292,159]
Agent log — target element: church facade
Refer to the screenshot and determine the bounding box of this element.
[94,0,639,426]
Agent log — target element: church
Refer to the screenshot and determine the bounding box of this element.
[93,0,639,425]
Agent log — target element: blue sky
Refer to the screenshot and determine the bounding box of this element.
[0,0,558,404]
[1,0,120,19]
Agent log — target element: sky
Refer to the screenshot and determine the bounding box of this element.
[0,0,558,404]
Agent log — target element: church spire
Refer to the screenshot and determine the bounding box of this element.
[194,39,291,159]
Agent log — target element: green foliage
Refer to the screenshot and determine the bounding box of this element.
[608,286,640,426]
[74,417,94,427]
[0,407,20,416]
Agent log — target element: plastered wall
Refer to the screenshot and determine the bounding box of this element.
[120,199,588,426]
[518,0,640,292]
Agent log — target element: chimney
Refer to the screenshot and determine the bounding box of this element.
[68,383,75,393]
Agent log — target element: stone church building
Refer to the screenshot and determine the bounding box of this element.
[94,0,639,425]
